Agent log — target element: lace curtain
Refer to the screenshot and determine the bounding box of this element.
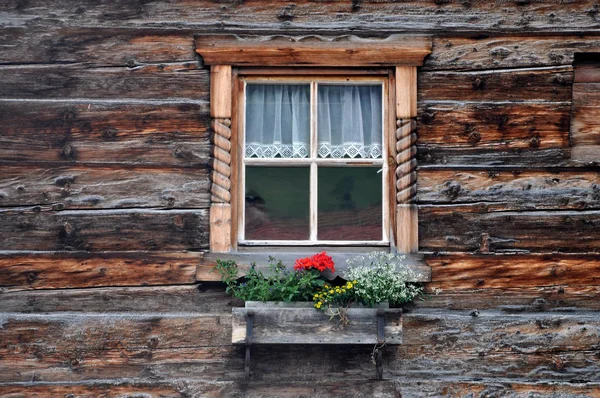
[245,84,382,159]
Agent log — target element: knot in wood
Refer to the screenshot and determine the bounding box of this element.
[467,130,481,144]
[472,76,485,90]
[63,222,75,235]
[529,136,541,148]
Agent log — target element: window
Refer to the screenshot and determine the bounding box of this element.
[240,77,389,245]
[195,34,431,256]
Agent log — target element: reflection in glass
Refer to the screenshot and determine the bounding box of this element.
[317,85,382,159]
[245,167,310,240]
[318,167,382,241]
[245,84,310,158]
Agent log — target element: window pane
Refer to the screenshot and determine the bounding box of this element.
[245,167,310,240]
[318,85,382,159]
[246,84,310,158]
[318,167,382,241]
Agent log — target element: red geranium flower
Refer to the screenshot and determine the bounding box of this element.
[294,252,335,273]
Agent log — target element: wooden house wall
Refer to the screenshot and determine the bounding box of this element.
[1,1,600,396]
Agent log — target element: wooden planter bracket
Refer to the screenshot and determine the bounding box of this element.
[235,303,402,381]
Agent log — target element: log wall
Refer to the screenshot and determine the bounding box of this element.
[1,2,600,396]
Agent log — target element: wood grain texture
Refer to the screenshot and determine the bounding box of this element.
[0,284,237,313]
[4,1,600,34]
[396,66,417,118]
[210,65,232,118]
[209,204,232,253]
[0,165,209,209]
[425,253,600,290]
[196,34,431,67]
[417,146,573,167]
[418,169,600,210]
[419,204,600,252]
[0,27,196,65]
[0,63,208,100]
[0,252,200,290]
[417,101,570,149]
[419,66,573,102]
[0,100,210,167]
[571,83,600,146]
[427,35,600,71]
[0,380,398,398]
[0,209,208,251]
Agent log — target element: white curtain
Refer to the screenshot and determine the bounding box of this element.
[318,85,382,158]
[245,84,310,158]
[245,84,382,159]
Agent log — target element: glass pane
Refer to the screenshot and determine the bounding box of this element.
[245,167,310,240]
[318,167,382,241]
[317,84,382,159]
[245,84,310,158]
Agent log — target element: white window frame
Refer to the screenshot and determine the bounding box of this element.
[238,76,390,246]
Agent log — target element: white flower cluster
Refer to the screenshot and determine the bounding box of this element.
[344,252,424,306]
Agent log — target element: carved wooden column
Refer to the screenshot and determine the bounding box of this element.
[209,65,233,253]
[395,66,418,253]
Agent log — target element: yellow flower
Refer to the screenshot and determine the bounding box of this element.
[347,282,353,289]
[315,303,322,309]
[329,290,334,294]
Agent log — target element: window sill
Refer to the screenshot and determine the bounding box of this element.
[198,251,431,283]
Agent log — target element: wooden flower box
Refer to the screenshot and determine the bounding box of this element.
[231,301,403,379]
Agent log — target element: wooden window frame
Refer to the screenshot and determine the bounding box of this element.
[196,34,432,257]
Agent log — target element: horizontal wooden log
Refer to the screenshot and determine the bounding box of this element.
[0,209,208,251]
[574,62,600,83]
[232,303,402,345]
[4,2,600,35]
[0,380,398,397]
[401,308,600,353]
[0,63,208,100]
[0,27,196,65]
[417,146,575,167]
[419,66,573,102]
[417,286,600,311]
[197,252,431,282]
[0,251,200,290]
[0,284,238,313]
[419,205,600,252]
[0,100,210,166]
[0,165,209,209]
[427,35,600,71]
[417,169,600,210]
[417,101,570,149]
[0,165,210,209]
[196,34,431,66]
[395,379,600,396]
[425,253,600,291]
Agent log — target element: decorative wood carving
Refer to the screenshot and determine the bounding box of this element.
[209,65,233,253]
[395,67,419,253]
[196,35,432,67]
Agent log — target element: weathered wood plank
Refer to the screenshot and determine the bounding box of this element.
[401,309,600,353]
[395,379,600,397]
[417,102,570,150]
[3,1,600,35]
[417,286,600,311]
[418,169,600,210]
[0,284,238,313]
[419,66,573,102]
[197,252,431,282]
[427,36,600,71]
[425,254,600,291]
[0,209,208,251]
[0,380,398,397]
[0,252,200,290]
[417,146,576,167]
[0,165,209,209]
[196,34,431,67]
[232,304,402,345]
[419,205,600,252]
[0,27,196,65]
[0,63,208,100]
[0,100,210,166]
